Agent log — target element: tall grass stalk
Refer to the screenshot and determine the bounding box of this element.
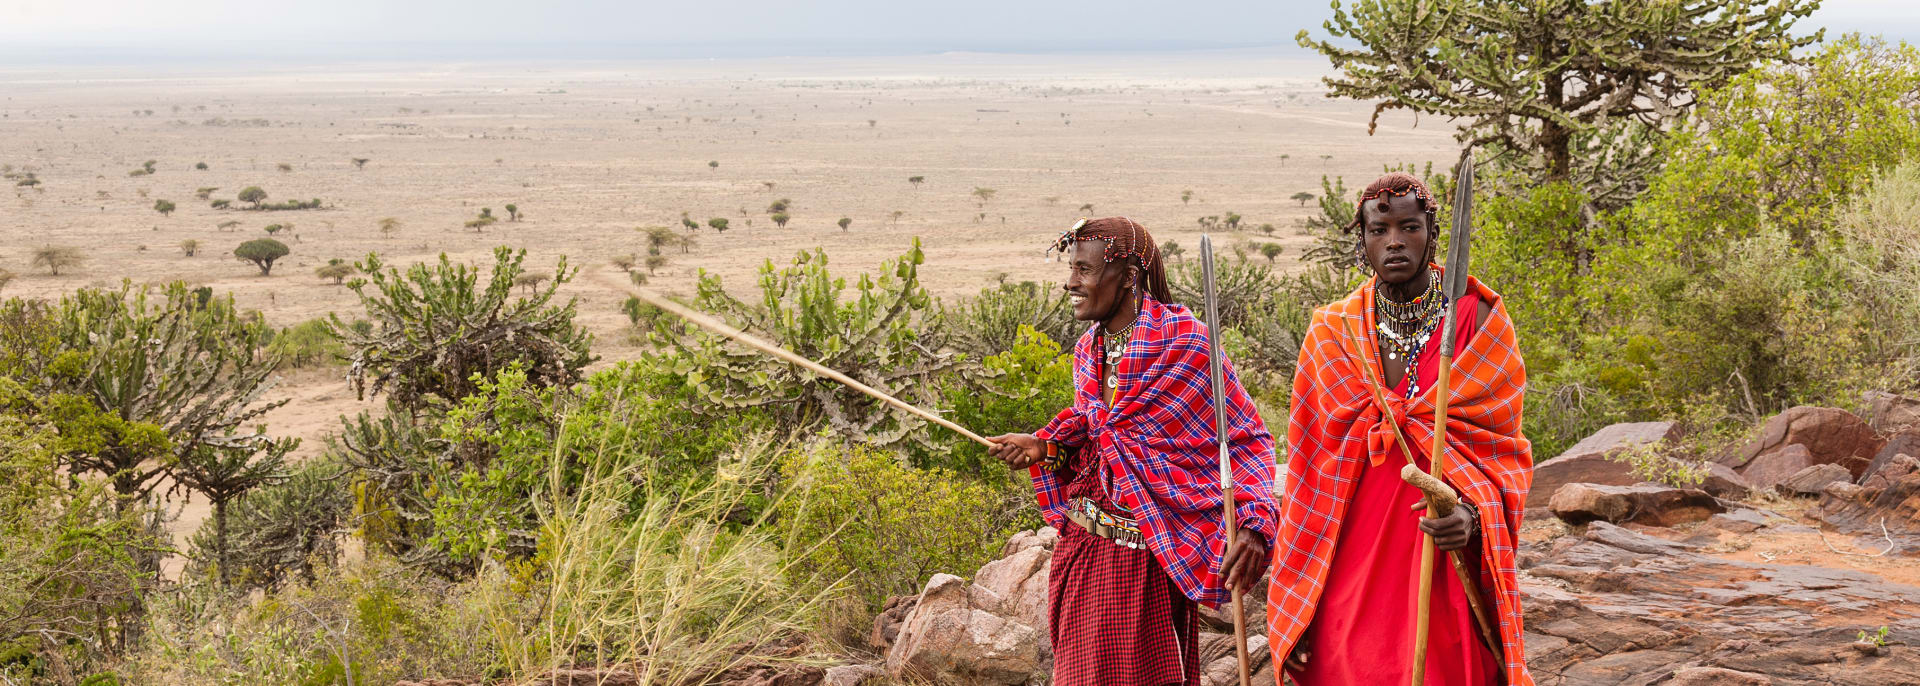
[499,412,842,685]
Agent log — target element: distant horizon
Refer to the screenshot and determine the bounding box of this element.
[2,0,1912,69]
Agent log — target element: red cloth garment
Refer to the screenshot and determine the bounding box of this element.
[1270,272,1534,686]
[1048,443,1201,686]
[1029,295,1279,608]
[1291,290,1499,686]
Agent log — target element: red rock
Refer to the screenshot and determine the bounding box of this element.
[1861,432,1920,485]
[1700,461,1754,498]
[1863,453,1919,490]
[869,594,918,650]
[1775,463,1852,496]
[1818,471,1920,537]
[1528,421,1678,509]
[1863,391,1920,434]
[1721,406,1884,481]
[1668,666,1772,685]
[1549,483,1725,527]
[1741,444,1816,490]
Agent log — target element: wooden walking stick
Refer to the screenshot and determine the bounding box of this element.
[593,271,996,448]
[1409,153,1478,686]
[1199,235,1252,686]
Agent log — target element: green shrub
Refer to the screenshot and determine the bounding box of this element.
[0,380,159,679]
[656,240,970,450]
[501,424,833,683]
[932,325,1073,478]
[944,280,1080,358]
[776,441,1027,611]
[185,457,352,592]
[267,317,349,368]
[130,555,509,685]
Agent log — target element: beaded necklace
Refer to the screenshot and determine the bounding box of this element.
[1375,272,1447,398]
[1100,315,1138,391]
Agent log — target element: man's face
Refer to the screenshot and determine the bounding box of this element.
[1362,193,1435,285]
[1063,240,1127,322]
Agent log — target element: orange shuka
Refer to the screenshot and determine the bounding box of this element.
[1268,274,1535,686]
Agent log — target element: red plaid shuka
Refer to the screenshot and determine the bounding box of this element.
[1030,295,1279,608]
[1268,274,1535,686]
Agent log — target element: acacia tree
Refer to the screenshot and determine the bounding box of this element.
[237,186,267,208]
[505,204,520,221]
[838,217,852,232]
[1299,0,1820,207]
[315,258,356,284]
[32,246,85,275]
[908,175,925,188]
[771,212,790,228]
[153,199,176,216]
[235,238,290,275]
[1291,192,1315,206]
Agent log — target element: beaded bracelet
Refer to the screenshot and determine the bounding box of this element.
[1038,440,1062,471]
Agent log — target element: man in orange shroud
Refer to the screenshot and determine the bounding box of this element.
[1267,172,1534,685]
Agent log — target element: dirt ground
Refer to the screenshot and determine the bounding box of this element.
[0,50,1461,572]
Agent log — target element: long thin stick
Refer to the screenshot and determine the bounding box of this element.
[597,272,995,447]
[1200,235,1253,686]
[1338,317,1503,668]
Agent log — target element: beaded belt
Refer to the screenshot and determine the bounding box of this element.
[1066,497,1147,550]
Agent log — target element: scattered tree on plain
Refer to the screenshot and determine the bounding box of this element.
[908,175,925,188]
[971,187,997,206]
[1181,190,1193,204]
[276,163,293,173]
[514,272,549,293]
[1162,240,1185,264]
[32,246,84,276]
[195,187,219,200]
[194,161,208,170]
[217,220,241,231]
[1260,243,1284,263]
[505,204,520,221]
[708,160,719,171]
[1292,191,1316,206]
[351,158,369,170]
[238,186,267,208]
[708,218,729,232]
[234,238,290,276]
[316,258,356,284]
[838,217,852,232]
[153,199,176,216]
[378,217,401,236]
[771,212,790,228]
[180,239,200,257]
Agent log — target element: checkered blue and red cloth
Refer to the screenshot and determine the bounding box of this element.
[1030,295,1279,608]
[1269,273,1535,686]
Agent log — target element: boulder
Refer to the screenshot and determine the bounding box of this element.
[1197,582,1267,634]
[1699,461,1754,498]
[884,574,1044,685]
[1199,634,1272,686]
[1527,421,1679,509]
[1739,444,1817,491]
[1720,406,1884,481]
[1863,453,1919,490]
[1818,470,1920,537]
[822,664,882,686]
[1861,432,1920,486]
[1863,391,1920,434]
[1775,463,1852,496]
[972,541,1051,634]
[1549,483,1725,527]
[869,594,918,650]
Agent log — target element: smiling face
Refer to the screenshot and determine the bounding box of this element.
[1361,193,1437,287]
[1063,240,1131,322]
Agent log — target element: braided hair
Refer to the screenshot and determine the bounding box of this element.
[1049,216,1173,304]
[1348,172,1440,273]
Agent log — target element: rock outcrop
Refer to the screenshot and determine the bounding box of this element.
[883,528,1055,685]
[1521,521,1920,685]
[1528,421,1679,509]
[1549,483,1724,527]
[1719,406,1885,487]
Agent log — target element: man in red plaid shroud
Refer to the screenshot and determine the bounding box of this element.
[1270,173,1534,686]
[989,217,1279,686]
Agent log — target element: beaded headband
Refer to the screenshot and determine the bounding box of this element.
[1349,175,1439,233]
[1047,216,1157,271]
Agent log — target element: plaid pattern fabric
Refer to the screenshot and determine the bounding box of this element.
[1268,274,1535,686]
[1049,522,1201,686]
[1029,296,1279,608]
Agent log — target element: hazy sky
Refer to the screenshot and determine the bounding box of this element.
[1,0,1912,60]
